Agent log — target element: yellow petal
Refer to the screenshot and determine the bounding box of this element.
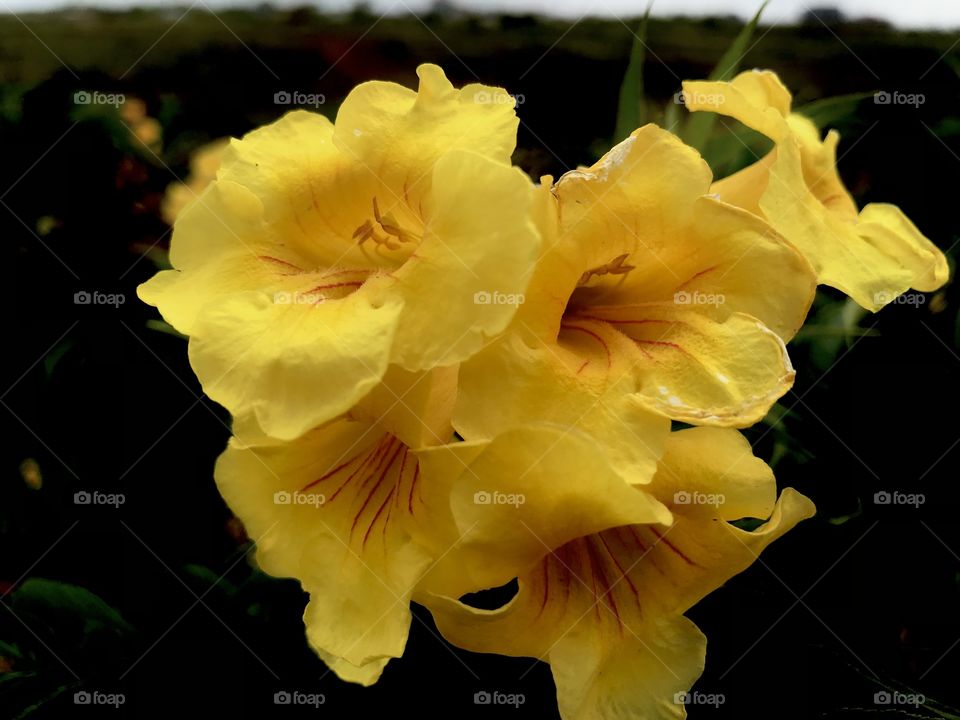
[350,365,458,450]
[454,330,671,487]
[417,425,672,597]
[425,428,814,720]
[387,150,540,370]
[650,426,776,521]
[214,417,449,683]
[577,305,795,427]
[682,70,792,141]
[682,70,949,310]
[857,203,950,293]
[189,290,403,442]
[333,63,518,212]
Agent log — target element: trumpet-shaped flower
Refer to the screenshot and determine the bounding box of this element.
[425,427,815,720]
[215,357,669,686]
[139,64,539,441]
[454,124,816,483]
[681,69,948,311]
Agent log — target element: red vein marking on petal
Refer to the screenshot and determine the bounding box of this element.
[675,265,718,291]
[354,437,399,494]
[585,538,622,630]
[648,526,698,566]
[351,442,405,540]
[575,360,589,375]
[303,281,365,293]
[259,256,305,275]
[300,449,367,493]
[408,463,421,514]
[328,436,392,502]
[598,532,641,605]
[364,484,397,549]
[635,339,690,358]
[318,268,369,279]
[561,324,612,369]
[572,314,671,326]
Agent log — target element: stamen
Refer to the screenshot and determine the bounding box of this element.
[352,197,418,251]
[578,253,635,285]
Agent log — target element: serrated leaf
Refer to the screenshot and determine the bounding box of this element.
[613,5,652,144]
[681,1,768,154]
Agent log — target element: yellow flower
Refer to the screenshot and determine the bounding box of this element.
[120,97,163,152]
[161,138,229,225]
[215,366,459,684]
[139,64,539,441]
[681,70,949,311]
[454,124,816,483]
[424,427,815,720]
[214,365,670,685]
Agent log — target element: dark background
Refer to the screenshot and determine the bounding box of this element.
[1,5,958,718]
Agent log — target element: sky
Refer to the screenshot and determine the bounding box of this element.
[2,0,960,29]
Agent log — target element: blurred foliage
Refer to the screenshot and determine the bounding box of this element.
[1,5,959,719]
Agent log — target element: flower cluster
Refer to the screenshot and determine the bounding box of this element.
[139,65,947,718]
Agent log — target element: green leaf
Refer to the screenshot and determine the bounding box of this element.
[794,92,872,130]
[146,318,187,340]
[680,1,768,153]
[613,4,652,144]
[11,578,134,640]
